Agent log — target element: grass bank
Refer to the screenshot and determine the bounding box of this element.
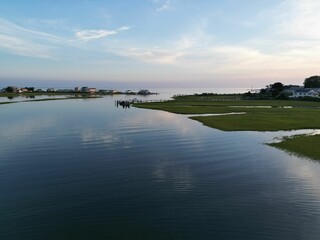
[269,135,320,160]
[134,95,320,160]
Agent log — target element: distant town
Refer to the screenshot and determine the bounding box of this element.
[0,86,156,96]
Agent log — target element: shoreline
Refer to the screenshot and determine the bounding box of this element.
[0,96,102,105]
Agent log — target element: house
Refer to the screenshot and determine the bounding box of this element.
[291,88,320,98]
[18,88,29,93]
[107,89,119,94]
[81,87,89,92]
[88,88,97,93]
[283,85,301,94]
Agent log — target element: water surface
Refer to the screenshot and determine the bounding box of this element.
[1,96,320,240]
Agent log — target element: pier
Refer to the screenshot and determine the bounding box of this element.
[115,99,166,108]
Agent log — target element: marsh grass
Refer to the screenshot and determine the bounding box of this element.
[134,96,320,131]
[134,95,320,160]
[190,108,320,131]
[269,135,320,160]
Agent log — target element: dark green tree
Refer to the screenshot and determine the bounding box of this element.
[304,76,320,88]
[271,82,284,92]
[260,88,267,94]
[26,87,35,92]
[269,82,284,97]
[5,86,14,92]
[243,91,252,97]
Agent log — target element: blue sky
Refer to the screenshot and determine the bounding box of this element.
[0,0,319,88]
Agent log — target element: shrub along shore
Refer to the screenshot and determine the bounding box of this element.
[134,94,320,160]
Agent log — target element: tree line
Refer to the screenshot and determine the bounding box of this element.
[243,75,320,100]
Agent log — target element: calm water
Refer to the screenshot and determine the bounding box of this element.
[0,87,248,103]
[1,95,320,240]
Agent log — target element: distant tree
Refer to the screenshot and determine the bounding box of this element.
[271,82,284,92]
[26,87,35,92]
[270,82,284,97]
[260,88,267,94]
[304,76,320,88]
[5,86,14,93]
[243,91,252,97]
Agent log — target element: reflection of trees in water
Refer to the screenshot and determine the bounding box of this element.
[6,95,36,100]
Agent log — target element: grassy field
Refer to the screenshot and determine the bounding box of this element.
[191,108,320,131]
[269,135,320,160]
[134,95,320,131]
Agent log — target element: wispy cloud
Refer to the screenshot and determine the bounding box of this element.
[0,34,57,59]
[75,26,130,41]
[117,25,131,31]
[0,18,131,60]
[0,18,62,59]
[156,0,171,12]
[0,19,63,42]
[75,29,117,41]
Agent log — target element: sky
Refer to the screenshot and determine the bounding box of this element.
[0,0,320,88]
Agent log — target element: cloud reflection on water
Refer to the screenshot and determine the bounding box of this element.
[153,159,194,193]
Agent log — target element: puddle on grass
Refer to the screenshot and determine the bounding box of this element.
[229,106,272,108]
[228,106,294,109]
[187,112,246,117]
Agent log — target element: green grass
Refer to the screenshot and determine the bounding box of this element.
[135,98,320,114]
[134,97,320,131]
[191,108,320,131]
[269,135,320,160]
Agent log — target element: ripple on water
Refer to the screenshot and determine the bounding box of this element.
[1,97,320,239]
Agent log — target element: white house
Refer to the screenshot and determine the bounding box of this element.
[18,88,29,93]
[291,89,320,98]
[88,88,97,93]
